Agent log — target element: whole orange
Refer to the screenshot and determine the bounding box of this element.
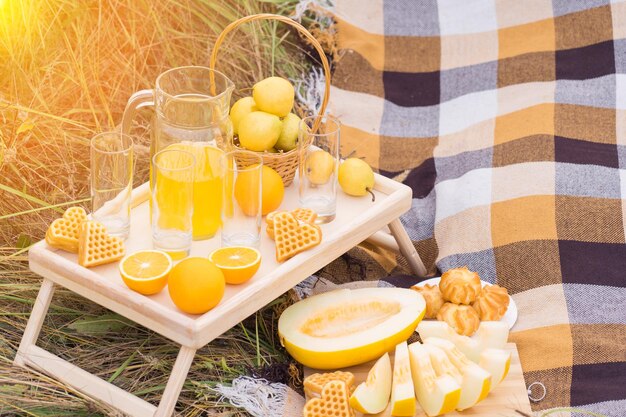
[167,257,225,314]
[234,165,284,216]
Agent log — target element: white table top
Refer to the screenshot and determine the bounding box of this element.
[29,173,413,348]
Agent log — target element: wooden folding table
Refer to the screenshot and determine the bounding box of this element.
[14,173,426,417]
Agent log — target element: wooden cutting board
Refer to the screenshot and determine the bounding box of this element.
[304,343,531,416]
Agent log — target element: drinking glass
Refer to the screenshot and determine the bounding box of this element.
[90,132,133,239]
[221,151,262,248]
[298,115,341,223]
[151,149,195,259]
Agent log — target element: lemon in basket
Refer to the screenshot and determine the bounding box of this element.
[238,111,282,152]
[230,96,257,135]
[209,246,261,285]
[119,250,172,295]
[253,76,294,117]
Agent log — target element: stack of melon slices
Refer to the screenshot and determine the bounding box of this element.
[348,336,511,416]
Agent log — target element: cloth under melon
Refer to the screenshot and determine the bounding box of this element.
[278,288,426,369]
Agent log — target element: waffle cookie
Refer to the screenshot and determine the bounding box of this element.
[274,211,322,262]
[45,207,88,253]
[304,371,355,400]
[303,380,354,417]
[78,221,125,268]
[266,208,318,240]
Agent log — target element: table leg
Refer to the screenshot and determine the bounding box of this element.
[154,345,197,417]
[388,218,428,278]
[14,278,55,367]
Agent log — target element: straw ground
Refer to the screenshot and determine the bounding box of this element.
[0,0,315,414]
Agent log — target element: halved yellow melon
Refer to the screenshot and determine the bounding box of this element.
[408,342,461,416]
[480,348,511,389]
[424,338,491,410]
[349,352,392,413]
[417,320,509,362]
[278,288,426,369]
[390,341,416,416]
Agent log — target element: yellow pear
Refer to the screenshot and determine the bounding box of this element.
[305,150,335,185]
[338,158,375,200]
[275,113,301,151]
[253,76,294,117]
[238,111,282,152]
[230,96,257,135]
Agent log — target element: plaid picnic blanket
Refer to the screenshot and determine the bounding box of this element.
[321,0,626,415]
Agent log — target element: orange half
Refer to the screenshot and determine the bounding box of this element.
[209,247,261,284]
[119,250,172,295]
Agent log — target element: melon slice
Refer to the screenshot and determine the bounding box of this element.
[390,341,416,416]
[479,348,512,389]
[408,342,461,416]
[278,288,426,369]
[417,320,508,362]
[349,352,392,414]
[424,338,492,410]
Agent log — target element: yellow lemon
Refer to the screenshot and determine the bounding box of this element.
[253,77,294,117]
[229,96,257,135]
[238,111,282,152]
[119,250,172,295]
[167,257,225,314]
[234,165,284,216]
[209,247,261,285]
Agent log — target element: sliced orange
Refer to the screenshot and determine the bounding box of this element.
[209,247,261,285]
[119,250,172,295]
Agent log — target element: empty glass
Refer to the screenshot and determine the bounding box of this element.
[90,132,133,239]
[221,151,262,248]
[298,115,341,223]
[151,149,195,259]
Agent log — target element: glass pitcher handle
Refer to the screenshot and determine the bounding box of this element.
[121,89,155,137]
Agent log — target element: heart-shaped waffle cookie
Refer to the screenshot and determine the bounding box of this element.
[45,206,88,253]
[273,211,322,262]
[266,208,318,240]
[303,380,354,417]
[78,221,125,268]
[304,371,355,400]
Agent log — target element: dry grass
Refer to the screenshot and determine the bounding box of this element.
[0,0,316,414]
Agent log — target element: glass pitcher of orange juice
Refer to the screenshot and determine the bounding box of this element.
[122,66,234,240]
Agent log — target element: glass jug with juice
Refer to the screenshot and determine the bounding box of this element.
[122,66,234,240]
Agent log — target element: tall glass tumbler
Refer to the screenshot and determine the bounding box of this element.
[151,149,195,259]
[90,132,133,239]
[221,151,263,248]
[298,115,341,223]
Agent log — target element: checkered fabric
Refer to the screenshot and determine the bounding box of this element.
[326,0,626,414]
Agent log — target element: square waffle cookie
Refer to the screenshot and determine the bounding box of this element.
[273,211,322,262]
[266,208,318,240]
[304,371,355,400]
[45,206,88,253]
[78,221,125,268]
[303,380,354,417]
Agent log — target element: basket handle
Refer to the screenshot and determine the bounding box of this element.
[209,13,331,131]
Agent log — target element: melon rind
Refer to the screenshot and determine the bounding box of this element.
[278,288,426,369]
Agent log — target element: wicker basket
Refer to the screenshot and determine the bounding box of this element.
[209,13,331,187]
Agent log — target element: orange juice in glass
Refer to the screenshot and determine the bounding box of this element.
[163,142,224,239]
